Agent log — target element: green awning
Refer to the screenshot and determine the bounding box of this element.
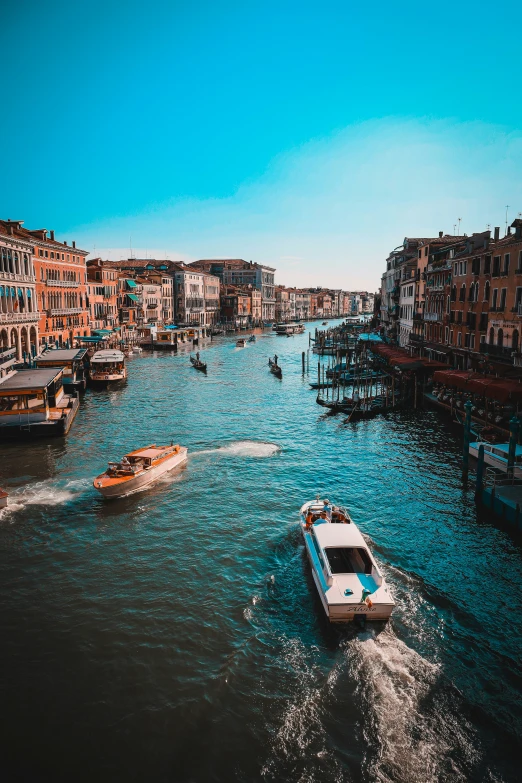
[127,293,139,302]
[126,279,137,288]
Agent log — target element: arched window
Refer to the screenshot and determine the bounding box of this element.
[484,280,490,301]
[498,328,504,347]
[468,283,474,301]
[451,285,457,302]
[459,284,466,302]
[489,326,495,345]
[513,330,519,353]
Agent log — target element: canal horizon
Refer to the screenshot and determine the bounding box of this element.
[0,321,521,783]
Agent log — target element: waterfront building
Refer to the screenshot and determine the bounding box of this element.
[172,264,206,325]
[28,226,89,349]
[220,285,251,327]
[249,287,262,323]
[317,292,332,318]
[203,274,220,326]
[189,260,276,321]
[275,286,292,322]
[0,221,39,369]
[86,259,119,331]
[117,275,142,328]
[137,277,162,324]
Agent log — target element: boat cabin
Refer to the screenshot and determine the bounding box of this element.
[106,445,180,476]
[0,368,79,437]
[89,350,126,382]
[36,348,88,391]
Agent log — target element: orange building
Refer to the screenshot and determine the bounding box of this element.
[86,258,119,331]
[29,228,90,348]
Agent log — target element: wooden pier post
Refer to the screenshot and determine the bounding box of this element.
[475,444,485,497]
[462,400,473,481]
[302,352,305,374]
[507,415,520,479]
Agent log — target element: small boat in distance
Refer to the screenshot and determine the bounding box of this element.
[89,349,127,386]
[248,334,256,343]
[132,345,143,354]
[322,321,328,325]
[190,354,207,373]
[236,338,247,347]
[300,497,395,622]
[469,441,522,476]
[268,356,282,378]
[93,443,188,499]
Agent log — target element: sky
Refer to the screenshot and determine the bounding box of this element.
[2,0,522,290]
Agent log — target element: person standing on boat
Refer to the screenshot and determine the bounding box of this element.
[196,352,200,361]
[274,354,278,365]
[323,499,332,520]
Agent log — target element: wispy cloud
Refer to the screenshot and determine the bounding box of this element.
[75,117,522,289]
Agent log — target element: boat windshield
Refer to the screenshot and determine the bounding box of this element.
[325,547,372,575]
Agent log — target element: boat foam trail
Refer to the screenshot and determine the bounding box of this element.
[5,478,90,510]
[345,626,466,783]
[261,636,344,783]
[196,441,281,458]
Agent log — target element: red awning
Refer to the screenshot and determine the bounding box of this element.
[433,369,522,402]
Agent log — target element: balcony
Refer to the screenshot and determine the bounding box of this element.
[479,343,514,359]
[409,334,424,344]
[46,279,80,288]
[512,304,522,316]
[428,284,445,292]
[423,312,441,321]
[48,308,83,317]
[0,311,40,324]
[0,272,35,283]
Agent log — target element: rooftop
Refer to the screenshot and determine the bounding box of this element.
[0,368,62,392]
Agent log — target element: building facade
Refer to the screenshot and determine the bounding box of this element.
[86,258,119,331]
[0,221,39,368]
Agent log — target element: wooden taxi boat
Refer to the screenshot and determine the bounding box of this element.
[94,444,188,499]
[236,338,246,348]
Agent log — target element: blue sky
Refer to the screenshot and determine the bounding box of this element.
[2,0,522,288]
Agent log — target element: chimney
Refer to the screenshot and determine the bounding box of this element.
[50,230,55,241]
[439,231,443,238]
[72,241,76,248]
[507,226,512,236]
[7,224,13,235]
[64,241,67,246]
[494,227,500,241]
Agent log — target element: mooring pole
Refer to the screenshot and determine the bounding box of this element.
[302,351,305,374]
[462,399,473,481]
[507,415,520,479]
[475,444,485,497]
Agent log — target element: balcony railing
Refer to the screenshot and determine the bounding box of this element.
[423,312,441,321]
[479,343,514,359]
[46,280,80,288]
[0,272,35,283]
[0,311,40,323]
[48,307,83,316]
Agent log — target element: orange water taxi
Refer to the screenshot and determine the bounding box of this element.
[93,443,188,499]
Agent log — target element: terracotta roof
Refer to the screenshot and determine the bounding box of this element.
[0,220,88,254]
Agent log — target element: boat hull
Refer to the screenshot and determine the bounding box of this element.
[94,448,188,498]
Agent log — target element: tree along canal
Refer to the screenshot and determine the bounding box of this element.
[0,321,520,783]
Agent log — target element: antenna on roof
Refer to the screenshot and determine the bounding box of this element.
[457,217,462,236]
[505,205,510,235]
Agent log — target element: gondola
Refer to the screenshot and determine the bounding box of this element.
[248,334,256,343]
[268,357,282,379]
[190,355,207,373]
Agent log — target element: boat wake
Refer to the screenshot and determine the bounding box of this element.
[345,626,475,783]
[197,440,281,458]
[0,478,90,517]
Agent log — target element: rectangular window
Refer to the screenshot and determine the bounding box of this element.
[500,288,507,310]
[472,258,481,275]
[516,287,522,308]
[471,334,475,350]
[492,288,498,309]
[484,255,491,274]
[450,330,454,344]
[465,333,470,348]
[493,256,501,276]
[504,254,510,275]
[457,332,462,347]
[518,250,522,272]
[424,247,428,256]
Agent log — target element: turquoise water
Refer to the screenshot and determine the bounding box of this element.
[0,321,521,782]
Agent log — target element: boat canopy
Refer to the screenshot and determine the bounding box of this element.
[91,350,125,363]
[371,344,445,370]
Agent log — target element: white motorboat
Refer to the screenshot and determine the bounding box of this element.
[236,338,246,347]
[93,443,188,499]
[469,441,522,477]
[132,345,143,353]
[300,498,395,622]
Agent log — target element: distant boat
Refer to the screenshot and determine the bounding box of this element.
[248,334,256,343]
[236,338,246,347]
[268,357,282,378]
[89,349,127,387]
[190,355,207,373]
[94,443,188,499]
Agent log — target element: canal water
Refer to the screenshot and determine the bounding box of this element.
[0,321,521,783]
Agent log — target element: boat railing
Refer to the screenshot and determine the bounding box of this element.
[483,467,522,489]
